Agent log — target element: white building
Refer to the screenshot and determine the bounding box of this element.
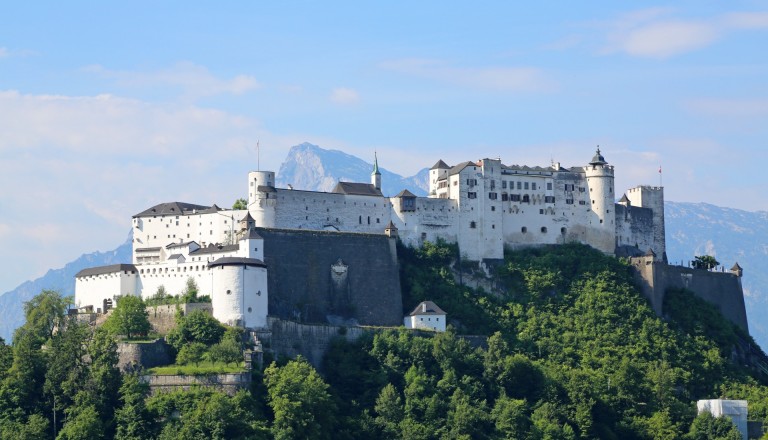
[246,148,666,262]
[404,301,447,332]
[697,399,748,440]
[76,221,268,329]
[75,147,666,329]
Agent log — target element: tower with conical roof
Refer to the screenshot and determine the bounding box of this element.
[584,147,616,254]
[371,152,381,191]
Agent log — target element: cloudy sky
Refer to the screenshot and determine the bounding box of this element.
[1,1,768,292]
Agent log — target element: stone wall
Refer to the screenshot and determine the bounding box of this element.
[147,303,212,334]
[117,339,172,372]
[256,228,403,326]
[141,373,251,396]
[265,317,368,369]
[630,256,749,332]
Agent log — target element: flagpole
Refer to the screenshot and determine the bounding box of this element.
[659,165,662,187]
[257,140,260,172]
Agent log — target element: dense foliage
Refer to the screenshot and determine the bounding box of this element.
[2,243,767,439]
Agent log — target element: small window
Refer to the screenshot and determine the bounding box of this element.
[467,192,477,199]
[532,183,537,190]
[541,227,547,233]
[248,307,252,313]
[470,221,476,229]
[524,182,529,190]
[561,227,567,234]
[489,192,497,200]
[539,209,544,214]
[226,290,231,295]
[547,182,552,190]
[521,227,527,233]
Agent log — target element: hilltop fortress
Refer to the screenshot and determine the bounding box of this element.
[75,148,748,333]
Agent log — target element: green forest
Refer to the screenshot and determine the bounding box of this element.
[1,242,767,439]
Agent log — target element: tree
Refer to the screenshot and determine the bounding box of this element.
[56,403,105,440]
[180,277,199,303]
[176,342,207,367]
[692,255,719,270]
[264,357,336,440]
[374,383,403,437]
[167,309,225,353]
[207,338,242,366]
[104,296,150,339]
[232,198,248,210]
[114,374,154,440]
[687,411,742,440]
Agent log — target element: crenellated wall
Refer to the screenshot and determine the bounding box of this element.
[630,256,748,333]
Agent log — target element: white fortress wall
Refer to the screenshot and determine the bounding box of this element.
[75,268,138,310]
[271,189,392,233]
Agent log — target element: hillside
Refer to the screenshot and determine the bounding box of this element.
[1,242,765,439]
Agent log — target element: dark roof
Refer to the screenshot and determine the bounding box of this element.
[168,254,185,260]
[243,228,263,240]
[76,264,137,278]
[731,262,743,271]
[618,194,630,204]
[258,185,277,193]
[332,182,383,197]
[385,220,398,230]
[166,241,199,249]
[133,202,212,218]
[589,147,607,165]
[395,189,417,198]
[208,257,267,269]
[645,248,656,257]
[190,243,240,255]
[240,212,255,222]
[430,159,450,170]
[448,161,474,176]
[135,247,162,253]
[408,301,446,316]
[198,204,223,214]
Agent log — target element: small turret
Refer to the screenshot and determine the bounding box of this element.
[371,152,382,191]
[730,262,743,278]
[384,220,398,238]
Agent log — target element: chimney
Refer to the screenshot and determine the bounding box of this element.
[422,303,426,313]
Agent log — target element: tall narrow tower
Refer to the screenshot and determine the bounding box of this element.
[371,152,382,191]
[584,147,616,254]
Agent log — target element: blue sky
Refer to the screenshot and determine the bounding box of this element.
[1,1,768,291]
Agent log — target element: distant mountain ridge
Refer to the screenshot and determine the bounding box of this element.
[276,142,429,196]
[2,144,766,353]
[0,233,132,342]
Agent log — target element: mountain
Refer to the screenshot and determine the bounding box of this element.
[0,233,132,342]
[276,142,429,196]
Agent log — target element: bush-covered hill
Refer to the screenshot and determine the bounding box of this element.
[1,243,766,439]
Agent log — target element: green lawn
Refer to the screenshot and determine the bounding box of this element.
[147,360,245,375]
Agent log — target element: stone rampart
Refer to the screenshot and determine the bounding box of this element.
[140,372,251,396]
[256,228,403,326]
[147,303,212,334]
[630,257,748,332]
[117,339,172,372]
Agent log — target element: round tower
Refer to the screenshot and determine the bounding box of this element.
[584,147,616,253]
[247,171,277,227]
[371,152,381,191]
[209,258,268,328]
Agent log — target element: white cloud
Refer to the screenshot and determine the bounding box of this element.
[84,62,260,99]
[599,9,768,58]
[380,58,555,92]
[330,87,360,105]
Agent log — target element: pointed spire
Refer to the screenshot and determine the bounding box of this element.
[372,151,381,176]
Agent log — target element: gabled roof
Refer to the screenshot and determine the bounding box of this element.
[731,262,743,271]
[448,161,475,176]
[133,202,212,218]
[190,243,240,255]
[408,301,446,316]
[168,254,185,260]
[332,182,383,197]
[395,189,417,198]
[430,159,450,170]
[385,220,398,230]
[240,212,255,222]
[76,264,137,278]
